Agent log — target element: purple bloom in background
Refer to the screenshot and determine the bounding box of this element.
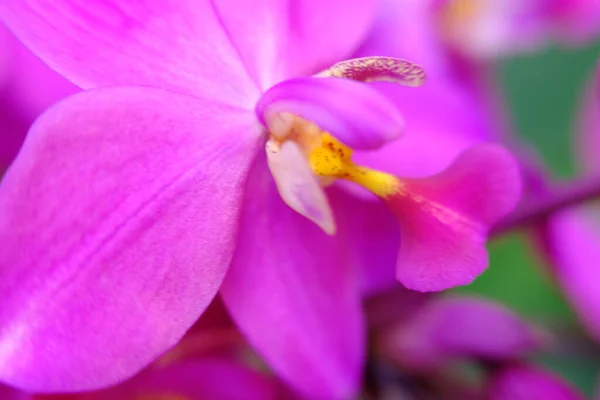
[534,65,600,344]
[486,364,584,400]
[0,0,520,396]
[373,296,546,371]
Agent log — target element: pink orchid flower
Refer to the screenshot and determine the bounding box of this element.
[0,0,520,397]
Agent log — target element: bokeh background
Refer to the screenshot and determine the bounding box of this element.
[458,40,600,395]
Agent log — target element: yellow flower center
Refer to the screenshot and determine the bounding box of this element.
[308,133,401,198]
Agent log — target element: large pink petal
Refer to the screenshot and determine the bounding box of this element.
[0,86,262,392]
[0,0,260,108]
[210,0,376,88]
[387,144,521,291]
[221,154,365,399]
[1,0,376,106]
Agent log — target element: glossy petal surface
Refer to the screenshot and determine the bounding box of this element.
[0,0,376,106]
[0,86,260,391]
[388,144,521,291]
[221,153,364,399]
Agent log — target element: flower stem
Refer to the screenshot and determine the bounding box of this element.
[491,175,600,237]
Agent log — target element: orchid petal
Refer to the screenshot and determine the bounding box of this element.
[382,296,546,370]
[328,188,399,295]
[0,86,261,392]
[221,153,364,399]
[0,0,376,105]
[0,385,27,400]
[209,0,377,88]
[0,0,260,108]
[256,77,404,150]
[540,210,600,342]
[266,139,335,235]
[130,359,283,400]
[387,144,521,291]
[0,102,28,171]
[486,365,583,400]
[4,27,78,120]
[354,81,492,179]
[354,0,449,78]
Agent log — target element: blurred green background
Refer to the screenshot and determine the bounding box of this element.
[453,41,600,395]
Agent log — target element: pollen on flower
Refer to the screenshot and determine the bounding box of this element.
[308,133,402,198]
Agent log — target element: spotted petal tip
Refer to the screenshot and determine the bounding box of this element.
[384,144,521,292]
[317,57,427,87]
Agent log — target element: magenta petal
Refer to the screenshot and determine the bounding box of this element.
[383,296,545,370]
[256,77,404,150]
[128,358,283,400]
[354,81,492,178]
[387,144,521,291]
[540,209,600,341]
[487,365,583,400]
[0,0,260,107]
[0,86,261,391]
[209,0,376,87]
[221,153,365,399]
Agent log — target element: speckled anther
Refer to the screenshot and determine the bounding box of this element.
[316,56,427,87]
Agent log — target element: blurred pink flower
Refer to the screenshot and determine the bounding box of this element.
[373,296,546,371]
[0,0,520,397]
[486,364,583,400]
[534,65,600,343]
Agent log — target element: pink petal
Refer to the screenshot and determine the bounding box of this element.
[334,80,491,294]
[486,364,583,400]
[0,24,12,88]
[382,296,546,370]
[0,0,260,108]
[387,144,521,291]
[328,188,399,295]
[0,102,28,170]
[128,358,285,400]
[0,385,28,400]
[221,153,365,399]
[354,0,449,78]
[208,0,377,88]
[266,139,335,235]
[0,86,261,392]
[256,77,404,150]
[1,0,376,105]
[540,209,600,341]
[354,81,493,178]
[2,26,78,121]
